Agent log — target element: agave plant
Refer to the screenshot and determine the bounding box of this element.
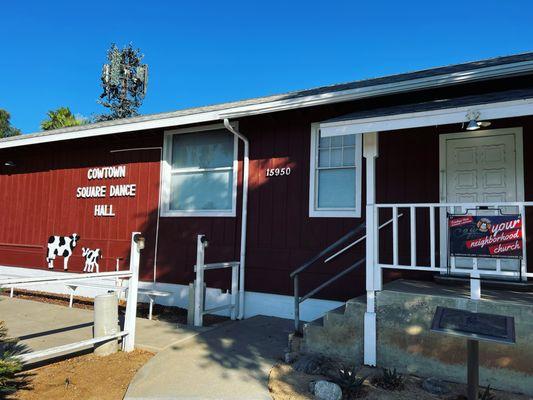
[479,385,496,400]
[334,364,365,398]
[372,367,405,391]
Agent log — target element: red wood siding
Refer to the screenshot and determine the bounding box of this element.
[0,133,162,281]
[0,89,532,302]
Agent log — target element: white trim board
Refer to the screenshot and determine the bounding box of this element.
[0,265,342,322]
[161,123,239,217]
[319,98,533,137]
[308,123,363,218]
[2,58,533,149]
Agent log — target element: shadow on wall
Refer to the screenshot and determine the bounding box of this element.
[137,145,368,302]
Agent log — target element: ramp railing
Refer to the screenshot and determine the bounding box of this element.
[0,232,144,362]
[192,234,239,327]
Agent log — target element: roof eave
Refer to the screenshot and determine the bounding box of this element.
[2,57,533,150]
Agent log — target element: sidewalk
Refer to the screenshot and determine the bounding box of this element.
[0,296,209,356]
[125,316,293,400]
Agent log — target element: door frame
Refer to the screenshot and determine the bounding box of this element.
[438,127,525,277]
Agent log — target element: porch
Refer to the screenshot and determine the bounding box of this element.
[296,89,533,395]
[301,278,533,394]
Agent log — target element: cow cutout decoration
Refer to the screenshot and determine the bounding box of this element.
[82,248,102,273]
[46,233,80,270]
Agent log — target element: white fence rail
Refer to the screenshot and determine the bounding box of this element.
[0,232,143,363]
[374,202,533,280]
[193,234,239,327]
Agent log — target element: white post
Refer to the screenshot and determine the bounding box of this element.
[230,263,239,320]
[123,232,141,352]
[363,132,379,367]
[68,285,76,308]
[470,259,481,300]
[94,293,119,356]
[194,234,206,327]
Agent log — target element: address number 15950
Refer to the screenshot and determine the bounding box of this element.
[266,167,291,177]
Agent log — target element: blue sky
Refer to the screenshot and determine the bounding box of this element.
[1,1,532,133]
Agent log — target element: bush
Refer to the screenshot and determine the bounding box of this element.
[372,368,405,391]
[333,364,366,399]
[479,385,495,400]
[0,321,22,395]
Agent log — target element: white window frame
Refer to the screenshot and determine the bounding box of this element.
[161,123,238,217]
[309,122,362,218]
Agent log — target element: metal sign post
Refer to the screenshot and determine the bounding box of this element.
[431,306,515,400]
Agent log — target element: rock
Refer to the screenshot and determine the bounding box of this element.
[422,377,451,395]
[308,380,316,393]
[284,351,299,364]
[312,380,342,400]
[293,354,328,375]
[288,333,303,352]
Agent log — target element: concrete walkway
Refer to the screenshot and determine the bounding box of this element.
[0,297,210,358]
[125,316,293,400]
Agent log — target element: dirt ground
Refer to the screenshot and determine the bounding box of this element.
[10,350,153,400]
[0,288,228,326]
[268,364,530,400]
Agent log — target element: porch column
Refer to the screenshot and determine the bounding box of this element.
[363,132,380,366]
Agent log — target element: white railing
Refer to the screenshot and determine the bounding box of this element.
[193,234,239,327]
[0,232,143,362]
[374,202,533,282]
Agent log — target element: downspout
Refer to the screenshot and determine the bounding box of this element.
[223,118,249,320]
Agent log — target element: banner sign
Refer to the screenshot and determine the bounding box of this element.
[448,214,523,259]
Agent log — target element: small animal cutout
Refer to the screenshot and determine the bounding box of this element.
[82,247,102,273]
[46,234,80,270]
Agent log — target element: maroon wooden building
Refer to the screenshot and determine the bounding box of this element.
[1,52,533,321]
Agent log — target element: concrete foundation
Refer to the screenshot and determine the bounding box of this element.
[302,297,366,364]
[301,279,533,396]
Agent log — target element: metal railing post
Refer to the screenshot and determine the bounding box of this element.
[294,275,300,334]
[123,232,142,352]
[194,234,206,327]
[230,263,238,320]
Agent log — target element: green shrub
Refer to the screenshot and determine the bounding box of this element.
[372,368,405,391]
[0,321,22,395]
[333,364,366,399]
[479,385,496,400]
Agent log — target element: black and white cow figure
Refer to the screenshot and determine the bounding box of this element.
[82,248,101,273]
[46,233,80,270]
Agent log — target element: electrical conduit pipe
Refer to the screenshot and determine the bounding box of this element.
[223,118,249,320]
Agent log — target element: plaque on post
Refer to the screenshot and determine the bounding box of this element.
[431,307,516,400]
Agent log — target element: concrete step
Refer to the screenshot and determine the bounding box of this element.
[302,295,366,363]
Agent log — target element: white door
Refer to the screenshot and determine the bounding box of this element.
[439,128,525,276]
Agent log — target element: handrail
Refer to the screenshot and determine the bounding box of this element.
[290,224,366,278]
[300,258,365,303]
[291,213,402,334]
[324,213,404,264]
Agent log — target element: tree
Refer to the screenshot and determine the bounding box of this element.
[0,321,22,396]
[40,107,86,131]
[0,110,21,138]
[97,43,148,121]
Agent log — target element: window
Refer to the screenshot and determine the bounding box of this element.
[162,124,238,217]
[309,123,362,217]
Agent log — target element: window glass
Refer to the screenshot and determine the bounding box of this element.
[317,169,356,208]
[171,130,233,169]
[313,131,359,214]
[166,128,235,214]
[170,170,233,211]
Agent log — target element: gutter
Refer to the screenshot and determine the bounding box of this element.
[1,59,533,150]
[223,118,249,320]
